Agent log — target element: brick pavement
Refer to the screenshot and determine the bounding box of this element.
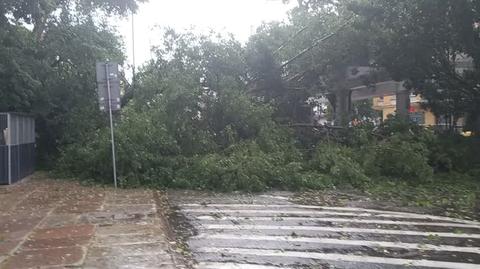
[0,174,179,269]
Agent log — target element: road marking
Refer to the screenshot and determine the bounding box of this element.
[259,195,290,201]
[181,204,480,225]
[183,208,472,223]
[182,209,375,217]
[192,233,480,254]
[197,247,480,269]
[200,224,480,239]
[196,262,293,269]
[195,215,480,229]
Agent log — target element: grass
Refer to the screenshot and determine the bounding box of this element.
[363,174,480,220]
[292,172,480,221]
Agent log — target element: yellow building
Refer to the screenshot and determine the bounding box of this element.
[372,94,436,126]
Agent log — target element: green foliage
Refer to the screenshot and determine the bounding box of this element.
[428,134,480,173]
[0,25,40,111]
[55,30,306,190]
[4,0,480,194]
[54,26,479,192]
[56,30,342,191]
[351,99,382,122]
[56,127,111,180]
[57,96,306,191]
[310,143,370,187]
[340,123,376,148]
[364,135,433,182]
[175,142,274,192]
[366,174,480,219]
[351,0,480,132]
[0,1,128,166]
[374,115,431,139]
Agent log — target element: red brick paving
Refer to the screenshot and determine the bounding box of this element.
[0,241,19,256]
[0,174,179,268]
[22,236,92,250]
[30,224,95,240]
[1,246,85,269]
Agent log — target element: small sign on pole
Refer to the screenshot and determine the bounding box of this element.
[96,62,121,112]
[96,61,120,188]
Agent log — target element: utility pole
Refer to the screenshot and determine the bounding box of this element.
[131,11,136,95]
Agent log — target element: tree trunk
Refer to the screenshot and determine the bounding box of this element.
[395,89,410,119]
[334,88,351,127]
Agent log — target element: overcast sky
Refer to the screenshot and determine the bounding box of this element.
[113,0,295,70]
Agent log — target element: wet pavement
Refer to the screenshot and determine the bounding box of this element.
[0,175,180,269]
[169,191,480,269]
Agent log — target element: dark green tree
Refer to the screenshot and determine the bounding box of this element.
[245,0,370,125]
[0,0,144,164]
[351,0,480,132]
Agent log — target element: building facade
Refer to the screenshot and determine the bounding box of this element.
[372,94,464,129]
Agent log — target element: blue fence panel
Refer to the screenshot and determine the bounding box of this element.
[0,145,7,184]
[0,113,36,184]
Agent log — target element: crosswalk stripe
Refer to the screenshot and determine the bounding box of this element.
[192,233,480,254]
[196,262,293,269]
[201,224,480,239]
[183,208,471,223]
[188,209,375,218]
[197,247,480,269]
[181,204,480,225]
[195,215,480,229]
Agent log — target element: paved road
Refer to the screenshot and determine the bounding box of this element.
[171,193,480,269]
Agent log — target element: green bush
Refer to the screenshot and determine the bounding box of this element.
[341,123,376,147]
[375,115,426,138]
[310,143,370,187]
[268,161,333,190]
[56,106,182,187]
[56,87,308,191]
[174,142,274,191]
[364,135,433,182]
[172,141,326,192]
[428,134,480,173]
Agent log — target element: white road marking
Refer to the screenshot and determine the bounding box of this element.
[195,215,480,229]
[201,224,480,239]
[181,203,480,225]
[196,262,293,269]
[183,208,472,223]
[189,209,375,219]
[197,247,480,269]
[259,195,290,200]
[189,210,375,218]
[180,203,480,268]
[192,233,480,254]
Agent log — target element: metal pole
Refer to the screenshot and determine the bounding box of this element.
[105,62,118,188]
[7,113,11,185]
[132,11,136,94]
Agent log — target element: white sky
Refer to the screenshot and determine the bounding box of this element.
[113,0,296,69]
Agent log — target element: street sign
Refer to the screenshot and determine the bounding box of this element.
[97,82,121,112]
[96,62,119,83]
[96,62,121,112]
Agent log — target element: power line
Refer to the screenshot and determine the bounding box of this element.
[279,17,355,70]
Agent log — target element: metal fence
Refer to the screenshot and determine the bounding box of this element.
[0,113,35,185]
